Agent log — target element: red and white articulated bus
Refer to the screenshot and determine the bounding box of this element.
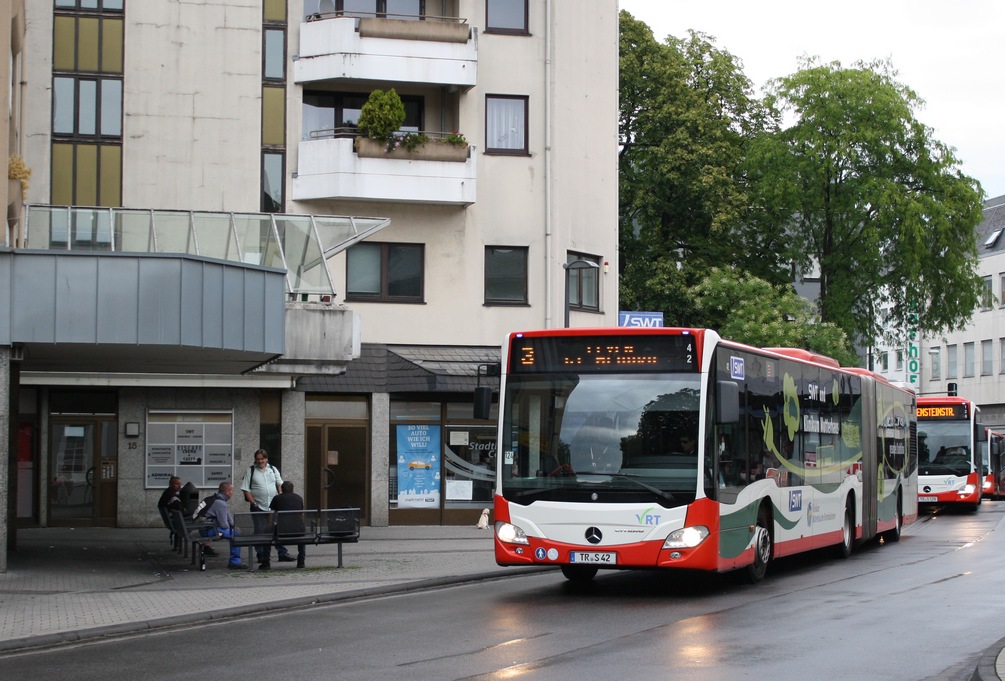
[916,396,987,509]
[492,328,918,583]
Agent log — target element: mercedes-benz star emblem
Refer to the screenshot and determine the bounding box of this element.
[585,527,603,544]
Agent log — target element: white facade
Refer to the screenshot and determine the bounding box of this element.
[11,0,620,533]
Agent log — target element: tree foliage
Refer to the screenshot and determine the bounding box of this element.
[690,268,858,366]
[618,12,786,326]
[747,58,986,346]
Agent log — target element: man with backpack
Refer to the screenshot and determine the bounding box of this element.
[240,449,292,569]
[200,482,246,570]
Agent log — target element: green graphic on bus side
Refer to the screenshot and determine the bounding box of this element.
[761,371,864,479]
[718,498,800,559]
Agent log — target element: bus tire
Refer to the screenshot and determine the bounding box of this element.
[744,504,772,584]
[833,498,854,559]
[883,492,903,543]
[561,564,598,584]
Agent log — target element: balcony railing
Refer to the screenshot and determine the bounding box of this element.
[23,205,391,296]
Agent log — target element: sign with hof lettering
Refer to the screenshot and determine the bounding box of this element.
[145,411,234,489]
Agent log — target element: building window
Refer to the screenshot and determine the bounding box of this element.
[53,77,122,138]
[895,350,904,371]
[52,4,123,207]
[1000,339,1005,374]
[55,0,123,9]
[485,0,528,34]
[963,342,975,377]
[303,91,422,139]
[1000,273,1005,308]
[946,344,958,379]
[878,352,889,372]
[308,1,423,21]
[261,152,284,213]
[982,276,994,310]
[262,7,287,215]
[346,242,424,302]
[486,95,528,154]
[930,348,941,381]
[264,28,286,81]
[982,339,993,376]
[566,252,600,312]
[484,246,528,304]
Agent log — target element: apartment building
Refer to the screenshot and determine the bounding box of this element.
[2,0,618,564]
[914,195,1005,428]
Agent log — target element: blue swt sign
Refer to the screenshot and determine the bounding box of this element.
[618,311,664,327]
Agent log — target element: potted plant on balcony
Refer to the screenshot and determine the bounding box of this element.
[355,88,406,153]
[354,89,469,162]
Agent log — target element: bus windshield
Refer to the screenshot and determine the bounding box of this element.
[918,421,973,477]
[499,372,701,507]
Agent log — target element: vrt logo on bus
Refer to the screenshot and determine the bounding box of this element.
[635,507,662,525]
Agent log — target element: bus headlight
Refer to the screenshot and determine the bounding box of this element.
[961,484,976,496]
[495,521,530,545]
[663,526,709,550]
[983,480,992,491]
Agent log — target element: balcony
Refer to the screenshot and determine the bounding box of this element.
[295,14,477,89]
[293,136,477,206]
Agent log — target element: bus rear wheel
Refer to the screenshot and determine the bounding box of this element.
[883,494,903,543]
[561,564,598,584]
[744,505,772,584]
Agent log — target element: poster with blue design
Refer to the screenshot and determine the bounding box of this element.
[396,425,440,508]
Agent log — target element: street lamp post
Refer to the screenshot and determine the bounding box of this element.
[563,259,600,328]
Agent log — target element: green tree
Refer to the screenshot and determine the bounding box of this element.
[690,267,857,366]
[619,12,784,324]
[747,58,986,347]
[356,88,405,143]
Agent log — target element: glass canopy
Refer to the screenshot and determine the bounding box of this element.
[23,205,391,296]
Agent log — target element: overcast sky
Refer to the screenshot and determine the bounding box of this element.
[619,0,1005,200]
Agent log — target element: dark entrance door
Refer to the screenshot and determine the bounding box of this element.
[48,417,117,526]
[306,423,368,520]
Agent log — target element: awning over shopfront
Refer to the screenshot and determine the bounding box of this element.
[297,344,501,393]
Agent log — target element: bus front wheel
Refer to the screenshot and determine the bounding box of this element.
[561,564,598,584]
[833,499,854,559]
[744,505,772,583]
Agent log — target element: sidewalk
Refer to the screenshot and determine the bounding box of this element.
[0,526,1003,680]
[0,525,547,654]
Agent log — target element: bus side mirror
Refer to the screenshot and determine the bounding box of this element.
[716,380,739,424]
[474,386,493,420]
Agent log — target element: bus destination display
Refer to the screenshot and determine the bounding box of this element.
[916,403,968,420]
[509,334,697,374]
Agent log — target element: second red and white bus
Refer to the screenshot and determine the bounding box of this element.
[493,328,918,583]
[987,429,1005,500]
[916,396,986,508]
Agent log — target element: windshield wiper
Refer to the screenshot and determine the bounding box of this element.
[574,472,676,503]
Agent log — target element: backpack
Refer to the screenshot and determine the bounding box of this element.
[192,493,219,520]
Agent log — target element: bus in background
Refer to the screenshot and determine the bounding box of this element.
[988,430,1005,500]
[492,328,917,584]
[916,396,986,509]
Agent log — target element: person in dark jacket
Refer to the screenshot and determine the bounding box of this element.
[270,481,307,568]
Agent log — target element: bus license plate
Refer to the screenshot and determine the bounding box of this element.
[919,496,938,503]
[570,552,616,564]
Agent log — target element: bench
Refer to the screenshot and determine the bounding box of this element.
[169,509,220,571]
[230,508,360,570]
